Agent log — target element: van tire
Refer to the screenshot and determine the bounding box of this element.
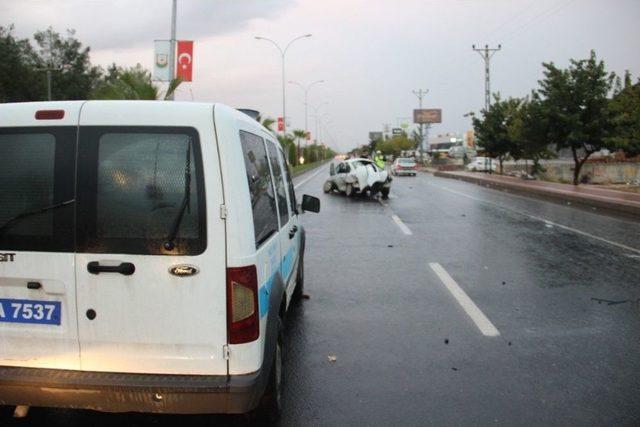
[293,255,304,300]
[323,181,334,193]
[257,319,283,421]
[381,188,390,199]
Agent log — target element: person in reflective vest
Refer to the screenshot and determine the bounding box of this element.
[374,150,385,169]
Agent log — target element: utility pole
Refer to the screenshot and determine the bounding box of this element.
[472,44,501,172]
[37,31,63,101]
[412,89,429,163]
[167,0,177,101]
[472,44,501,110]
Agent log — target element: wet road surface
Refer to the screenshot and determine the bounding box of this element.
[4,166,640,426]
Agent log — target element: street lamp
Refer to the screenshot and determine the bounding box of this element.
[254,34,312,134]
[310,102,328,144]
[288,79,324,138]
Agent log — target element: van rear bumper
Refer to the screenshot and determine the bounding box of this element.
[0,366,262,414]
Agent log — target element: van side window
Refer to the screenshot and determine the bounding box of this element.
[283,156,297,214]
[0,128,76,252]
[76,127,206,255]
[266,140,289,227]
[239,131,279,247]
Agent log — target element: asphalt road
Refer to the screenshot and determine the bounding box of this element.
[4,165,640,426]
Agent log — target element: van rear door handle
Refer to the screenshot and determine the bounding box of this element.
[289,226,298,239]
[87,262,135,276]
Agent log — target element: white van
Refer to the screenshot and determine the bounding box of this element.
[0,101,320,417]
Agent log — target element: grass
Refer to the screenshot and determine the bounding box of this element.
[292,160,330,177]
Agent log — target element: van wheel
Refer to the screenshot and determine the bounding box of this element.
[323,180,334,193]
[293,255,304,300]
[345,183,354,197]
[381,188,390,199]
[258,320,283,421]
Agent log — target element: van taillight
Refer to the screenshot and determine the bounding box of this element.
[227,265,259,344]
[35,110,65,120]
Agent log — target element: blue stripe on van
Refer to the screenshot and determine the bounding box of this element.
[258,245,297,318]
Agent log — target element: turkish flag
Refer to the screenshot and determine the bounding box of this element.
[277,117,284,132]
[176,40,193,82]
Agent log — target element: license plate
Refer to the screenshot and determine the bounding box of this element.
[0,298,61,325]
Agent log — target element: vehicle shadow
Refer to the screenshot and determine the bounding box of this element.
[1,405,279,427]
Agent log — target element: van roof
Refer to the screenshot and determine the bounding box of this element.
[0,101,270,134]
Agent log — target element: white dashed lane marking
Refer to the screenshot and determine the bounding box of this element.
[391,214,413,235]
[429,262,500,337]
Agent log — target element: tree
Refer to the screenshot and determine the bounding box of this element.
[538,51,616,184]
[608,71,640,158]
[472,95,522,174]
[0,25,43,102]
[91,64,183,100]
[33,27,102,100]
[375,134,414,157]
[292,129,306,165]
[288,141,297,166]
[510,94,555,175]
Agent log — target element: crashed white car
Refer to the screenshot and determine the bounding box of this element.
[323,158,392,198]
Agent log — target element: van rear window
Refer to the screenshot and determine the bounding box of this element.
[0,127,76,252]
[76,127,206,255]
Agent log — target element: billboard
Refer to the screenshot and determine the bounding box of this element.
[153,40,171,81]
[369,131,383,141]
[392,128,403,135]
[413,109,442,124]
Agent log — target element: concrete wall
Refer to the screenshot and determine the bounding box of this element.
[503,162,640,184]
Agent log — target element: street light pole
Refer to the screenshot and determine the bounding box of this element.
[310,102,328,144]
[167,0,177,101]
[255,34,312,135]
[289,80,324,139]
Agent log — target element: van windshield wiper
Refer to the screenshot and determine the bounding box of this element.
[0,199,75,237]
[163,142,192,251]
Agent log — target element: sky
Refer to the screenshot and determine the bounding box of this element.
[3,0,640,152]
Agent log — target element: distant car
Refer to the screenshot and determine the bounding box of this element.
[466,157,497,172]
[391,157,417,176]
[324,158,392,198]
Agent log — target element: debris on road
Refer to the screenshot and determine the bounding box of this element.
[444,339,449,345]
[451,367,458,371]
[591,297,638,306]
[302,294,311,300]
[327,355,337,363]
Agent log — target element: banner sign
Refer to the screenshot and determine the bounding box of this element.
[176,40,194,82]
[153,40,171,81]
[392,128,403,135]
[413,109,442,124]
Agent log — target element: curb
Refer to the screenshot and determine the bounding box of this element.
[433,171,640,217]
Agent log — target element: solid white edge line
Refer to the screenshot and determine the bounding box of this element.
[391,214,413,235]
[429,262,500,337]
[432,183,640,255]
[294,166,326,190]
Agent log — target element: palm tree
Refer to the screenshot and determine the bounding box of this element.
[256,114,276,132]
[292,129,307,165]
[90,64,182,100]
